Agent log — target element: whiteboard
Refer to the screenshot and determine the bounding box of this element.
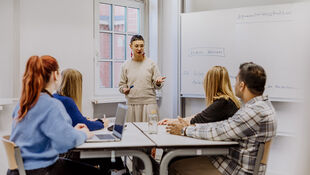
[180,2,310,101]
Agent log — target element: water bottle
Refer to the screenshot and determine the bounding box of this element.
[148,110,158,134]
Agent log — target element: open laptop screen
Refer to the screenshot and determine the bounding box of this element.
[114,125,123,136]
[112,103,127,139]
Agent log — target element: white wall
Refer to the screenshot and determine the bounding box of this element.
[149,0,158,62]
[157,0,179,119]
[0,0,19,174]
[0,0,15,98]
[19,0,95,116]
[294,60,310,175]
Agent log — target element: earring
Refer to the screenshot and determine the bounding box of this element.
[131,52,133,58]
[143,52,145,57]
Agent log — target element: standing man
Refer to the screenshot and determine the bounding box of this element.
[167,62,277,175]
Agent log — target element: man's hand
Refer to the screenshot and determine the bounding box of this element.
[166,117,189,135]
[177,117,190,127]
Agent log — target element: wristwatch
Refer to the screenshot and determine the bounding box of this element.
[181,127,187,136]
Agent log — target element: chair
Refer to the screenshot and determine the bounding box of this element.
[253,140,272,175]
[2,135,26,175]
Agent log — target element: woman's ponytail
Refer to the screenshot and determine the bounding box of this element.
[17,55,59,121]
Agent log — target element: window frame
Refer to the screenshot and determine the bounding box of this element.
[94,0,145,99]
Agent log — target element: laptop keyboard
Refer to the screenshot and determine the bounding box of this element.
[96,134,115,140]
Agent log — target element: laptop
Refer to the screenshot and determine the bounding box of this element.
[86,103,128,142]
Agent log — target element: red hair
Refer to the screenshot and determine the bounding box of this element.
[17,55,59,121]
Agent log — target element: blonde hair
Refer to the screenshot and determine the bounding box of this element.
[204,66,240,108]
[57,68,83,111]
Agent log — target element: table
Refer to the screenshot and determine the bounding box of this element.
[75,123,156,175]
[75,122,238,175]
[133,122,238,175]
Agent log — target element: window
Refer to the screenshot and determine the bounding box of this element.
[94,0,144,97]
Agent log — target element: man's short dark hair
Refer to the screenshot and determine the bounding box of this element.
[238,62,266,95]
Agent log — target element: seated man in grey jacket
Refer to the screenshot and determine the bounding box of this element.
[167,62,277,175]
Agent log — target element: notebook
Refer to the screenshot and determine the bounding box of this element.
[86,103,127,142]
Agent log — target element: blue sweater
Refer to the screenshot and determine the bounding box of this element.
[10,93,87,170]
[53,93,104,131]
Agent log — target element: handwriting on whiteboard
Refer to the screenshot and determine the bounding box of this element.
[237,10,292,20]
[188,47,225,57]
[183,70,298,90]
[236,9,293,24]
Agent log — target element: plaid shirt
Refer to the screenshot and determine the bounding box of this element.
[186,95,277,175]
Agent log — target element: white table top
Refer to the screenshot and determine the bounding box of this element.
[76,123,155,149]
[133,122,238,147]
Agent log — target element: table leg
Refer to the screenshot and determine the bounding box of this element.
[80,150,153,175]
[159,148,229,175]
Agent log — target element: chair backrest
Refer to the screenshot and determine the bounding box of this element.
[2,135,26,175]
[261,140,271,165]
[253,140,272,175]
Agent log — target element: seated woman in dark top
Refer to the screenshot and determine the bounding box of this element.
[54,68,109,131]
[159,66,240,125]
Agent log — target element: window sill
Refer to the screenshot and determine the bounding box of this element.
[0,98,18,110]
[92,96,126,104]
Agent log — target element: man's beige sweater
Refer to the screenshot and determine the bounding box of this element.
[119,58,163,104]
